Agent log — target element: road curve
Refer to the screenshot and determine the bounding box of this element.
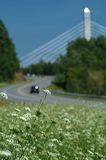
[1,76,106,108]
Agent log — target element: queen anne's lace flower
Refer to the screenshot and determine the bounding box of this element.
[0,150,12,157]
[0,92,8,100]
[43,89,51,95]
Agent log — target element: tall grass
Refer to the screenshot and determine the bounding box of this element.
[0,101,106,159]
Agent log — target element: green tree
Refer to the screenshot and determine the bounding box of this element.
[0,20,20,81]
[54,37,106,95]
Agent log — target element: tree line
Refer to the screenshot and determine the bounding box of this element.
[22,60,58,76]
[54,36,106,95]
[0,20,20,82]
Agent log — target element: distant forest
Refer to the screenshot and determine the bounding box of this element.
[23,36,106,95]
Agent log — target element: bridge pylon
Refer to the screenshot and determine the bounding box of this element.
[84,7,91,40]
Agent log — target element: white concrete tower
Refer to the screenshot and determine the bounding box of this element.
[84,7,91,40]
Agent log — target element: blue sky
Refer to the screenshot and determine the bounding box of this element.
[0,0,106,57]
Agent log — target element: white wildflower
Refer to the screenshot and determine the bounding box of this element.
[20,113,31,121]
[88,150,94,156]
[50,138,59,143]
[43,89,51,95]
[6,139,14,144]
[25,107,31,112]
[0,92,8,100]
[15,108,20,112]
[48,152,60,157]
[20,116,27,121]
[0,150,12,157]
[11,113,18,117]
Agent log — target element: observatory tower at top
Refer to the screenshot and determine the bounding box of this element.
[84,7,91,40]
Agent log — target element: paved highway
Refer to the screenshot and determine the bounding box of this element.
[1,76,106,108]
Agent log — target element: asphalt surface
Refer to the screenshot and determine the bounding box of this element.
[0,76,106,108]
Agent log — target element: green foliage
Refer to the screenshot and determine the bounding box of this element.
[0,102,106,159]
[0,20,20,82]
[48,83,64,91]
[54,36,106,95]
[22,60,58,75]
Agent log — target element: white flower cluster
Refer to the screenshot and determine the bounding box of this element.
[43,89,51,95]
[0,150,12,157]
[0,92,8,100]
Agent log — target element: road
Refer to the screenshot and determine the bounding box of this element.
[1,76,106,108]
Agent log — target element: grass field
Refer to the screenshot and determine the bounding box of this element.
[0,83,8,88]
[0,101,106,160]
